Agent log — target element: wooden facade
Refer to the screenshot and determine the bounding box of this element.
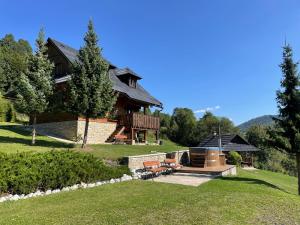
[38,38,162,144]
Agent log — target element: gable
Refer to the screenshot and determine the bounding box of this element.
[230,135,249,145]
[47,40,72,78]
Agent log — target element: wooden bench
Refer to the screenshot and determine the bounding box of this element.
[163,159,182,172]
[143,161,168,177]
[114,134,127,144]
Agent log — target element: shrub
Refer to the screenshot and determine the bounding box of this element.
[0,96,15,122]
[253,149,298,176]
[0,151,130,194]
[281,155,297,176]
[227,151,242,166]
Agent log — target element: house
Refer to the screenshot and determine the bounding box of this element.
[191,134,259,167]
[34,38,162,144]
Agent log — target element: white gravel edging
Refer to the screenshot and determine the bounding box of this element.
[0,174,136,203]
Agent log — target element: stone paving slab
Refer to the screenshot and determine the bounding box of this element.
[152,173,217,187]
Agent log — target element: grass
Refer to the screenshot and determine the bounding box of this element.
[87,139,185,160]
[0,169,299,225]
[0,123,185,159]
[0,123,73,153]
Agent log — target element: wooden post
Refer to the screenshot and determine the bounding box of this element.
[144,130,147,144]
[131,128,135,145]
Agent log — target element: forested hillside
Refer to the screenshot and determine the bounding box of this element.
[238,115,275,132]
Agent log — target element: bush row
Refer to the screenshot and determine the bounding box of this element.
[0,151,130,194]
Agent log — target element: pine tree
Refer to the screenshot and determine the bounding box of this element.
[68,20,117,148]
[274,45,300,195]
[15,29,54,144]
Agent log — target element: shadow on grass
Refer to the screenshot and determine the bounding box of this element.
[218,176,292,194]
[0,125,74,149]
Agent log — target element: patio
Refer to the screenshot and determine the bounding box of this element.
[152,173,216,187]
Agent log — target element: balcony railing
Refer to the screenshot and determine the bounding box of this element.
[119,113,160,130]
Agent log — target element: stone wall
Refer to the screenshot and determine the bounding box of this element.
[77,120,117,144]
[35,120,117,144]
[127,150,189,170]
[221,165,237,176]
[167,150,190,165]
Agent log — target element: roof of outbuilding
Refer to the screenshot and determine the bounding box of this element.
[49,38,162,107]
[223,143,259,152]
[198,134,259,152]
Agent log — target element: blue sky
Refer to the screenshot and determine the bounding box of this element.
[1,0,300,125]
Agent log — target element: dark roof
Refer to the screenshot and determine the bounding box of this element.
[223,143,259,152]
[198,134,259,152]
[49,39,79,63]
[49,38,162,107]
[48,38,116,68]
[114,67,142,80]
[109,69,161,106]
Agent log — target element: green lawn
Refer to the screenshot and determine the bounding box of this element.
[0,169,299,225]
[0,123,185,159]
[0,123,73,153]
[87,139,185,160]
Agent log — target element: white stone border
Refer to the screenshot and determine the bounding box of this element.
[0,174,136,203]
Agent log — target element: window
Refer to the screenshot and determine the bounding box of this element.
[129,78,136,88]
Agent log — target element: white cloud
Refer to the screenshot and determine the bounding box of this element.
[194,106,221,114]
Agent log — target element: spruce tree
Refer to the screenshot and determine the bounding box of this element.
[68,20,117,148]
[274,45,300,195]
[15,29,54,144]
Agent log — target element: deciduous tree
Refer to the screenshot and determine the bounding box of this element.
[0,34,32,94]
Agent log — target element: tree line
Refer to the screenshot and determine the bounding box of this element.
[154,109,239,147]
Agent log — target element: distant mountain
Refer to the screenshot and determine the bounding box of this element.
[238,115,276,132]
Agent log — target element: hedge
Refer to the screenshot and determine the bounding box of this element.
[0,151,130,194]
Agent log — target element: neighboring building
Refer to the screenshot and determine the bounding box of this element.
[34,38,162,144]
[194,134,259,166]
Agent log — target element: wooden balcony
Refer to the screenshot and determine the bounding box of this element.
[119,113,160,130]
